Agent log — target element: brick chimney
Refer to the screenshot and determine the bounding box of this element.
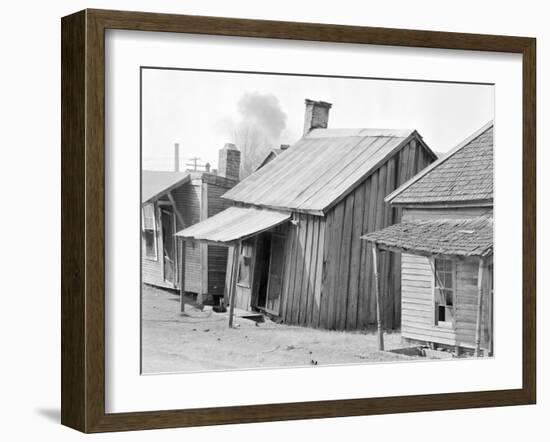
[303,99,332,135]
[218,143,241,181]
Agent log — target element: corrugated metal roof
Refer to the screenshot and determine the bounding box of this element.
[223,128,429,214]
[387,122,493,205]
[142,170,191,204]
[362,217,493,257]
[175,206,291,244]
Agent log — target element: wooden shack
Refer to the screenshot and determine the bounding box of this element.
[176,99,437,330]
[363,122,494,355]
[141,145,240,302]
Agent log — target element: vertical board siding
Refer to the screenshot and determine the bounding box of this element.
[176,183,202,293]
[336,194,355,329]
[207,182,234,296]
[345,184,366,330]
[455,259,481,348]
[229,137,435,331]
[312,218,325,327]
[319,211,333,328]
[307,137,434,331]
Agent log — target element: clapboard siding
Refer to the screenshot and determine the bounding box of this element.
[143,175,237,295]
[280,137,433,330]
[141,202,176,289]
[401,253,455,344]
[400,249,491,349]
[400,206,493,348]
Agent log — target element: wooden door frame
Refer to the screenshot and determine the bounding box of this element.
[264,231,285,316]
[159,204,177,286]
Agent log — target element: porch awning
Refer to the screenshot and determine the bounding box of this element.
[361,217,493,257]
[175,206,291,244]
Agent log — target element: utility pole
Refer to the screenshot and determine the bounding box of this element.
[185,157,201,171]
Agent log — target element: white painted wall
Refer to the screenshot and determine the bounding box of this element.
[0,0,546,440]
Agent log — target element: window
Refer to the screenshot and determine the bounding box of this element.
[237,242,252,287]
[433,258,455,326]
[142,203,157,260]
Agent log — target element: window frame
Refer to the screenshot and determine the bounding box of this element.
[142,203,158,261]
[432,257,457,328]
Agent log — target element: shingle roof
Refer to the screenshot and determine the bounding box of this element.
[387,122,493,206]
[362,217,493,257]
[224,128,435,214]
[142,170,190,204]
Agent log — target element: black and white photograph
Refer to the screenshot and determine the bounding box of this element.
[140,68,494,374]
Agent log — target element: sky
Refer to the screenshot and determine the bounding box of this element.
[141,68,494,171]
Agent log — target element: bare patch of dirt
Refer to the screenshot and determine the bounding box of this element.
[141,284,417,374]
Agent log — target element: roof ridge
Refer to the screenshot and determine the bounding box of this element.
[384,120,494,204]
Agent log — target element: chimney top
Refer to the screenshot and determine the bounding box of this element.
[303,99,332,135]
[304,99,332,109]
[280,144,290,151]
[218,144,241,181]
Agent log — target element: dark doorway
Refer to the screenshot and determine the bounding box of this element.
[161,208,176,284]
[265,233,285,314]
[254,233,272,309]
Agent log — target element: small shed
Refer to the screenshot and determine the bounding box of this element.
[141,145,240,303]
[176,99,437,330]
[362,121,494,355]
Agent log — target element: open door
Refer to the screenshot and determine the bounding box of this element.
[265,233,285,315]
[161,208,176,285]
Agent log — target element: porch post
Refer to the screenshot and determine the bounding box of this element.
[179,238,186,313]
[228,241,240,328]
[474,257,487,357]
[372,244,384,351]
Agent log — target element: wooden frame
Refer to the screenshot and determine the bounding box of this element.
[432,257,457,329]
[61,8,536,433]
[141,203,158,261]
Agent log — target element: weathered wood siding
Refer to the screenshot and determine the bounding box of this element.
[207,182,234,296]
[281,137,434,330]
[401,253,492,349]
[280,214,325,326]
[400,207,493,349]
[171,181,202,293]
[141,202,173,288]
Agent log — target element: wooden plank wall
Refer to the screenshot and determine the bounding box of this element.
[401,253,456,346]
[281,137,434,330]
[141,201,171,288]
[141,175,238,296]
[206,182,234,296]
[280,214,326,327]
[401,253,489,349]
[171,182,202,293]
[401,207,493,349]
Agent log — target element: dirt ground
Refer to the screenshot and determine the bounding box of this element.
[141,284,417,374]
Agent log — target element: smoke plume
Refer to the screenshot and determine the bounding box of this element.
[231,92,288,178]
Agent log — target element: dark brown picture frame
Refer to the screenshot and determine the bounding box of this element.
[61,8,536,433]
